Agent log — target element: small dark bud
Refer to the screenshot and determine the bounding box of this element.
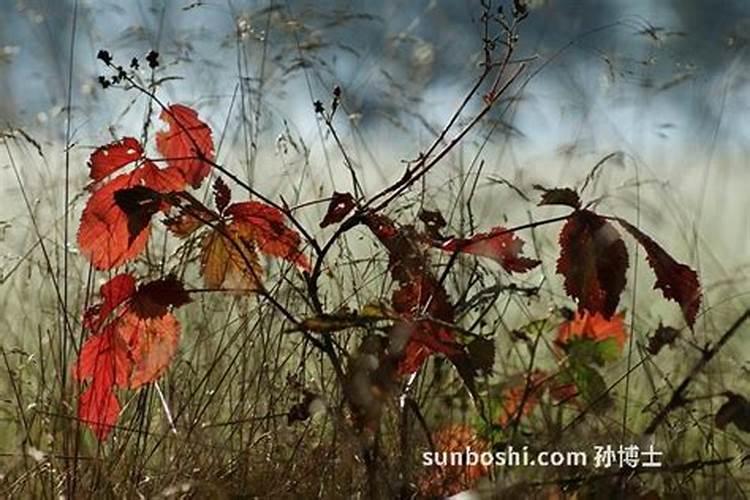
[97,75,110,89]
[146,50,160,68]
[130,57,139,70]
[333,85,341,98]
[313,100,325,114]
[97,49,112,65]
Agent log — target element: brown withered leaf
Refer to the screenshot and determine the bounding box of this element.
[535,185,581,209]
[715,392,750,433]
[200,223,263,291]
[646,323,681,355]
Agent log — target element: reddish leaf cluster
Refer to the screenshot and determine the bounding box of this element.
[74,274,189,440]
[365,214,460,374]
[78,104,215,269]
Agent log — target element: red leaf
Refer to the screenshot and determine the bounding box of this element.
[437,227,540,274]
[83,274,137,331]
[364,214,462,374]
[156,104,214,188]
[88,137,143,182]
[119,312,181,388]
[320,192,356,228]
[226,201,310,271]
[213,177,232,213]
[557,211,628,318]
[131,275,192,319]
[556,311,627,351]
[78,383,120,441]
[74,326,131,387]
[74,325,130,440]
[136,160,186,192]
[616,218,701,326]
[78,173,154,269]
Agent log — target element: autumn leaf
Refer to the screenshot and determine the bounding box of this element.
[78,173,155,269]
[120,312,181,389]
[130,275,192,319]
[73,274,189,439]
[78,383,121,441]
[557,210,628,318]
[536,186,581,209]
[226,201,310,271]
[437,226,540,274]
[74,325,130,440]
[616,218,701,326]
[364,214,464,375]
[156,104,214,188]
[88,137,144,182]
[556,311,627,352]
[320,192,356,228]
[200,223,263,290]
[213,176,232,214]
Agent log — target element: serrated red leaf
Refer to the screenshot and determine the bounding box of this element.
[118,312,181,388]
[364,214,462,374]
[226,201,310,271]
[556,311,627,351]
[78,383,120,441]
[557,211,628,318]
[320,192,355,228]
[83,274,137,331]
[74,325,130,440]
[156,104,214,188]
[88,137,144,182]
[438,226,540,273]
[78,173,154,269]
[74,326,131,387]
[616,218,701,326]
[73,274,189,439]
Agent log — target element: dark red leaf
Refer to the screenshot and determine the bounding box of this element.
[320,192,356,228]
[226,201,310,271]
[156,104,214,188]
[78,173,154,269]
[617,218,701,326]
[88,137,144,182]
[437,227,540,274]
[113,186,163,244]
[557,211,628,318]
[131,276,192,319]
[418,209,447,239]
[83,274,137,331]
[536,186,581,209]
[213,177,232,213]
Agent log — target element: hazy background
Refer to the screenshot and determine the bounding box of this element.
[1,0,749,309]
